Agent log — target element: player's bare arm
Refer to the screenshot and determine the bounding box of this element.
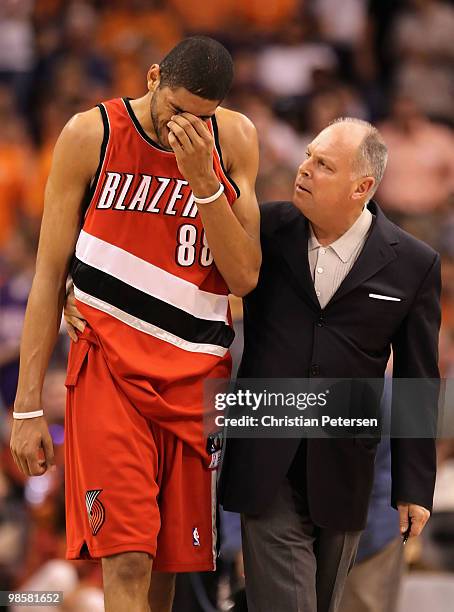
[10,108,103,476]
[167,107,261,297]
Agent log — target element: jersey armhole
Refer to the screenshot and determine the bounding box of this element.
[80,103,110,219]
[211,114,241,200]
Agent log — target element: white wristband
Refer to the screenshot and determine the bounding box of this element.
[192,183,224,204]
[13,409,44,420]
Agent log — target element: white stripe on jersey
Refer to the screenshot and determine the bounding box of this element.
[75,230,229,323]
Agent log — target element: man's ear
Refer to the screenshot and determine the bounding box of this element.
[352,176,375,201]
[147,64,160,92]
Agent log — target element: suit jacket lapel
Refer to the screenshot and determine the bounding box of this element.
[273,201,399,310]
[275,210,319,309]
[328,205,399,306]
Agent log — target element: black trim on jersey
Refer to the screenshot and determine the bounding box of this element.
[81,104,110,219]
[211,115,241,199]
[71,258,235,349]
[123,97,170,152]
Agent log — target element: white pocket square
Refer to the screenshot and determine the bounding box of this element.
[369,293,401,302]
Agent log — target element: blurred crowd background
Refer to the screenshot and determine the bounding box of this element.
[0,0,453,610]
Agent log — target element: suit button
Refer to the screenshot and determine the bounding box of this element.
[310,365,320,376]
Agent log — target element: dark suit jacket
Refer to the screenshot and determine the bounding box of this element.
[219,200,441,531]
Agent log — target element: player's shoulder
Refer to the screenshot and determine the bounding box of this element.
[215,106,257,145]
[59,106,104,150]
[51,106,105,176]
[216,106,255,129]
[213,107,258,174]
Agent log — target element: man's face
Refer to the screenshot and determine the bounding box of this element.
[293,123,367,224]
[150,85,219,150]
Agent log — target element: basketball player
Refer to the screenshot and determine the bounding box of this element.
[10,37,260,612]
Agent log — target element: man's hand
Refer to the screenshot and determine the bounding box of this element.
[64,284,86,342]
[397,502,430,539]
[10,417,55,476]
[167,113,218,194]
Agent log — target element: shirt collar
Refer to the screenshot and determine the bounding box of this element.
[308,206,373,263]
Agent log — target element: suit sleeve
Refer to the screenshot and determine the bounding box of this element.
[390,252,441,512]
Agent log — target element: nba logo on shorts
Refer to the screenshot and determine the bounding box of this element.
[192,527,201,547]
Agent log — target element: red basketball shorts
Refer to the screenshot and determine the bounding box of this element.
[64,328,219,572]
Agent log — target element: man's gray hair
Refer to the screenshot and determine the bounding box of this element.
[329,117,388,199]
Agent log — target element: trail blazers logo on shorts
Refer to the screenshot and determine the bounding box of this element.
[85,490,106,536]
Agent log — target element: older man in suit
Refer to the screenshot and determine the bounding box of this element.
[219,118,441,612]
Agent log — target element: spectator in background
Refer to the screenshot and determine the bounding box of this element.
[256,21,338,99]
[0,87,31,248]
[24,99,73,225]
[228,50,260,93]
[377,94,454,223]
[0,0,34,112]
[392,0,454,125]
[33,1,112,121]
[62,2,112,92]
[235,0,298,34]
[300,86,367,153]
[354,0,403,120]
[168,0,237,35]
[231,90,305,174]
[311,0,366,83]
[96,0,181,97]
[0,225,37,411]
[255,166,296,204]
[0,451,28,595]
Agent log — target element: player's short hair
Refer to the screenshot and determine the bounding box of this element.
[330,117,388,198]
[159,36,234,101]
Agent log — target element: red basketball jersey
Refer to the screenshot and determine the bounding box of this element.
[70,98,238,438]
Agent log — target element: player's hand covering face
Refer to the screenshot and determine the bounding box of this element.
[167,113,215,185]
